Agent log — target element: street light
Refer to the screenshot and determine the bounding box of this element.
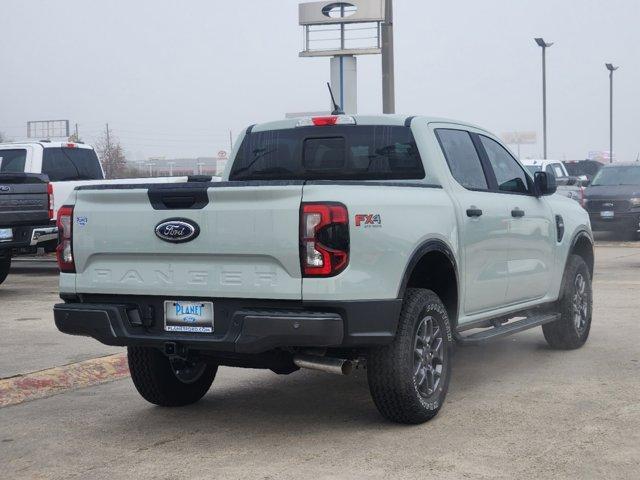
[535,38,553,159]
[606,63,619,164]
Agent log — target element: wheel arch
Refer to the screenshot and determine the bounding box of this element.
[397,239,459,326]
[569,230,594,278]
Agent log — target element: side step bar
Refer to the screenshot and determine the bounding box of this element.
[456,312,560,346]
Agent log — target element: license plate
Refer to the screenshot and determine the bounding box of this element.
[0,228,12,241]
[600,210,615,218]
[164,301,214,333]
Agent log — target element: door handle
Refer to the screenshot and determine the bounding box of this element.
[466,207,483,218]
[511,208,525,218]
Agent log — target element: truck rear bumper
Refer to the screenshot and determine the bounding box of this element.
[0,223,57,251]
[54,298,401,353]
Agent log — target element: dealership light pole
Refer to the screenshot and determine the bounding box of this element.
[606,63,619,163]
[535,38,553,159]
[381,0,395,113]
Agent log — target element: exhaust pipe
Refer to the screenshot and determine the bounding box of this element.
[293,354,354,375]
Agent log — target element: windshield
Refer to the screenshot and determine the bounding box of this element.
[590,165,640,186]
[229,125,425,181]
[41,148,104,181]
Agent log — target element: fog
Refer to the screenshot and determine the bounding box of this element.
[1,0,638,161]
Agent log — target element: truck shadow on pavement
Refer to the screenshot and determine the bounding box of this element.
[103,334,562,433]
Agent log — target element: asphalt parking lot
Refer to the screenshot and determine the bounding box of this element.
[1,245,639,480]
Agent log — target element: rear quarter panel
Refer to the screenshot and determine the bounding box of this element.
[301,183,457,301]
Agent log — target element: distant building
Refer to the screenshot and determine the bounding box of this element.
[136,156,228,177]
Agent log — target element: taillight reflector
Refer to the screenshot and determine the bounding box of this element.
[47,183,54,220]
[56,205,75,272]
[300,203,349,277]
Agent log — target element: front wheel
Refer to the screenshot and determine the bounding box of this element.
[542,254,592,349]
[0,256,10,285]
[367,288,453,424]
[127,346,217,407]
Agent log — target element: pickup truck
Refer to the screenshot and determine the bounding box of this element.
[0,173,55,285]
[521,158,585,205]
[54,115,594,424]
[0,141,187,220]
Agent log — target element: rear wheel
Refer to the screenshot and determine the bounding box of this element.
[543,255,592,349]
[367,288,453,424]
[0,256,10,285]
[127,346,217,407]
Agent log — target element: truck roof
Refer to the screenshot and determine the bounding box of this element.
[0,141,94,150]
[251,114,491,134]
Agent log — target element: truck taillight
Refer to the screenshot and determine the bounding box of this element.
[56,205,75,272]
[300,203,349,277]
[47,183,54,220]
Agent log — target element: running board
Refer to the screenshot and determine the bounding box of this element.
[456,312,560,346]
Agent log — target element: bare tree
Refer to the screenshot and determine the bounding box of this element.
[94,125,127,179]
[0,131,6,143]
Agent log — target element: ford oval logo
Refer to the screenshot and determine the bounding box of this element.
[155,218,200,243]
[0,186,10,193]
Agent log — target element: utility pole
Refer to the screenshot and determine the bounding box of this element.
[535,38,553,159]
[606,63,619,164]
[74,123,79,140]
[381,0,395,114]
[229,130,233,153]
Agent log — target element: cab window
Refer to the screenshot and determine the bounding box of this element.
[0,149,27,173]
[435,129,488,190]
[479,136,530,194]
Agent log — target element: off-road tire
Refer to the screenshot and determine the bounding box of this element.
[0,256,10,285]
[542,254,592,349]
[128,346,217,407]
[367,288,453,424]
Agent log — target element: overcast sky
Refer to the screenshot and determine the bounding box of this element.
[1,0,638,162]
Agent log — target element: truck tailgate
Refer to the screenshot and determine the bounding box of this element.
[0,173,49,227]
[72,183,304,299]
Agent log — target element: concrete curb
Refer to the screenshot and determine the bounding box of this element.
[0,353,129,408]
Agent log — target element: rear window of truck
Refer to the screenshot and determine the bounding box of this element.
[0,149,27,173]
[229,125,425,181]
[42,148,103,181]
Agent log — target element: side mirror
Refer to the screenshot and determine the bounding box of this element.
[534,171,557,196]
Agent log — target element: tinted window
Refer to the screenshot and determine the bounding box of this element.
[525,165,541,175]
[545,163,566,179]
[480,136,530,194]
[0,149,27,173]
[41,148,103,181]
[591,166,640,186]
[435,129,487,190]
[229,125,425,181]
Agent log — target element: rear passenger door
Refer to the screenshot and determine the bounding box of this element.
[434,127,509,317]
[477,135,555,304]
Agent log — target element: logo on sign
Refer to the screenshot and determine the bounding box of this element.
[0,186,10,192]
[155,218,200,243]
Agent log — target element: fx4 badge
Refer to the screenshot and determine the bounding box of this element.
[355,214,382,228]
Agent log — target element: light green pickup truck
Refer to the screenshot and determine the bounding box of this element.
[54,114,594,424]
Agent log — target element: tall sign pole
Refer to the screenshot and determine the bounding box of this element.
[299,1,385,115]
[381,0,395,113]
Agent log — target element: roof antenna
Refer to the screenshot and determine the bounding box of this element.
[327,82,344,115]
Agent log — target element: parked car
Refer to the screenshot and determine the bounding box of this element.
[563,159,603,184]
[54,115,594,424]
[0,141,188,220]
[0,173,54,285]
[583,162,640,239]
[521,158,584,204]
